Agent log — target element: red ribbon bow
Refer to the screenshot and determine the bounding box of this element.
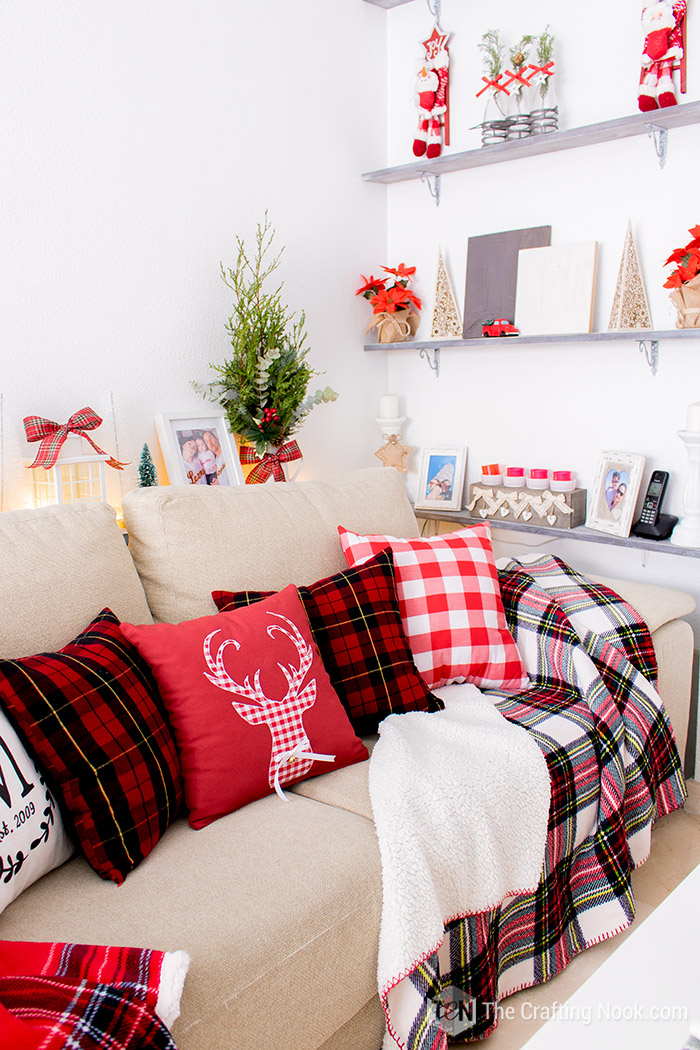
[23,407,128,470]
[239,440,302,485]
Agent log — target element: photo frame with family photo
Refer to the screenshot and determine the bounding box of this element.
[154,412,244,488]
[415,447,467,512]
[586,451,646,538]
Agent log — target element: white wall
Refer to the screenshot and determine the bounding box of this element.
[1,1,391,511]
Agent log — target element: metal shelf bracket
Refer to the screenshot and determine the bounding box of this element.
[419,171,441,206]
[645,123,668,168]
[638,338,659,376]
[426,0,441,18]
[419,347,441,378]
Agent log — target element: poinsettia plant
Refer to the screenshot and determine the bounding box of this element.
[356,264,422,315]
[663,225,700,288]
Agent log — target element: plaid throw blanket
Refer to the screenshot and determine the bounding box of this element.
[0,941,188,1049]
[397,556,686,1048]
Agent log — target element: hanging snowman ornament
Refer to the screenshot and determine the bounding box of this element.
[412,22,451,159]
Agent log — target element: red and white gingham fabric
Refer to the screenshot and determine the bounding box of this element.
[338,524,529,691]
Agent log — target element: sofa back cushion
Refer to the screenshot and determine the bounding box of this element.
[122,468,420,624]
[0,502,152,658]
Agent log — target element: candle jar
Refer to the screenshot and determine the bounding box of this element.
[527,468,549,490]
[504,467,525,488]
[551,470,576,492]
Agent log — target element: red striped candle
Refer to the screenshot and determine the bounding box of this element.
[481,463,501,475]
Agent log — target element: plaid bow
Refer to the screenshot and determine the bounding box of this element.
[240,440,302,484]
[23,407,128,470]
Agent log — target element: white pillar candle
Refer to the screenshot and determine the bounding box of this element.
[379,395,400,419]
[686,401,700,434]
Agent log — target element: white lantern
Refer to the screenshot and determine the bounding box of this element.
[31,435,108,508]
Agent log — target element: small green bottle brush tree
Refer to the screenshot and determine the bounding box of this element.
[204,215,337,456]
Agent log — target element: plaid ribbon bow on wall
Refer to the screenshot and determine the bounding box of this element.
[23,407,128,470]
[239,440,302,484]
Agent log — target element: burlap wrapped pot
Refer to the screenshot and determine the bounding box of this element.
[369,309,420,343]
[670,274,700,329]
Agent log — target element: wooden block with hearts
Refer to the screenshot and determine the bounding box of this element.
[467,483,587,529]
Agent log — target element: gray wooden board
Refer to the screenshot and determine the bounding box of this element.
[462,226,552,339]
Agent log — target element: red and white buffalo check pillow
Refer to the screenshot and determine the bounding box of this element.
[338,524,529,692]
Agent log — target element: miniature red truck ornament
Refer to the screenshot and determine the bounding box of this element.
[482,318,520,337]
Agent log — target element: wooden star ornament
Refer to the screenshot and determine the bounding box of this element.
[374,434,414,473]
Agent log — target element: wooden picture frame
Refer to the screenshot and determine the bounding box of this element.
[415,447,467,511]
[586,451,646,538]
[154,411,244,488]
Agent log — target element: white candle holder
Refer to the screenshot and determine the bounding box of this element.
[670,430,700,548]
[376,415,406,441]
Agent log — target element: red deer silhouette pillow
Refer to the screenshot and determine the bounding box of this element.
[121,586,367,828]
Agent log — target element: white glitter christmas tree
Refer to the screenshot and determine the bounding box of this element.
[430,249,462,338]
[608,222,652,330]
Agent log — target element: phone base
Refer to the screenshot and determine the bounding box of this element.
[631,513,679,541]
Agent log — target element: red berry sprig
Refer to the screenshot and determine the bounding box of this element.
[257,406,280,430]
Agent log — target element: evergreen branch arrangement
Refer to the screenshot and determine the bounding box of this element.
[203,215,337,455]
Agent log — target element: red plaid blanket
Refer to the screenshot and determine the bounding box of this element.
[0,941,182,1049]
[399,557,686,1048]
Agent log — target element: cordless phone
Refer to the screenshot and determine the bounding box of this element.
[639,470,669,526]
[632,470,678,540]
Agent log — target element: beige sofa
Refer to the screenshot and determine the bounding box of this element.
[0,467,695,1050]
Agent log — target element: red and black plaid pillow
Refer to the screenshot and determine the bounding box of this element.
[0,610,183,885]
[212,548,442,736]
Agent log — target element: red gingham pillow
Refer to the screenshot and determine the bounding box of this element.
[212,548,442,735]
[0,610,183,885]
[122,586,368,829]
[338,525,529,692]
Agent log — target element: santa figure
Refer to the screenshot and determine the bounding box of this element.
[638,0,686,111]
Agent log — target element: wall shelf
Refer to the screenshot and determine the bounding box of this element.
[414,508,700,560]
[362,100,700,184]
[362,0,414,7]
[364,328,699,352]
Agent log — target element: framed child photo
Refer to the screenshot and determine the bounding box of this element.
[586,451,646,538]
[415,447,467,512]
[154,411,244,488]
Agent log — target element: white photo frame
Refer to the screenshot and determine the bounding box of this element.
[154,411,244,488]
[415,447,467,511]
[586,450,646,538]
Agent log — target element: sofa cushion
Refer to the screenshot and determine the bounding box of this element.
[0,502,152,659]
[0,793,383,1050]
[121,587,368,828]
[0,610,183,885]
[0,707,74,912]
[212,548,441,735]
[121,467,420,624]
[338,524,530,692]
[593,575,696,634]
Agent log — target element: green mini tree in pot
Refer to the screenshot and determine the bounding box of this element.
[203,215,337,483]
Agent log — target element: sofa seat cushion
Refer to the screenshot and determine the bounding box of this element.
[122,468,420,624]
[0,793,382,1050]
[593,575,696,634]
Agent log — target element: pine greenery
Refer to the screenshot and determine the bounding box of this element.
[205,215,337,455]
[479,29,504,80]
[138,443,158,487]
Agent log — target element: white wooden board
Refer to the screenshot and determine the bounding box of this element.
[515,242,598,336]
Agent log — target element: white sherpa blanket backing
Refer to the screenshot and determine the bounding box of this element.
[369,685,551,1050]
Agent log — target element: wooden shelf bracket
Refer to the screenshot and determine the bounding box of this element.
[645,123,668,168]
[638,338,660,376]
[419,347,441,378]
[419,171,441,206]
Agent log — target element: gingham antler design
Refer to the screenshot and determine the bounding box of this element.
[203,613,319,791]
